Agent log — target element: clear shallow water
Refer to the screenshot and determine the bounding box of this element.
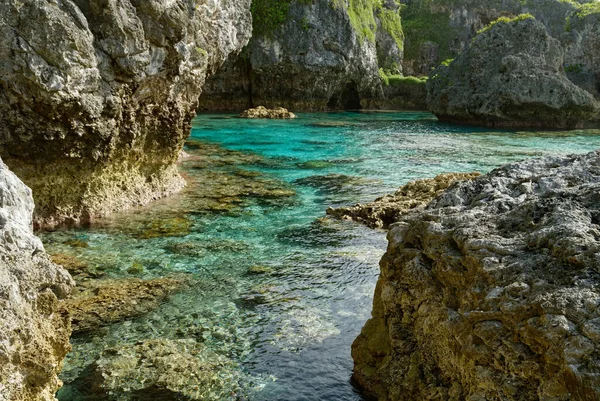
[44,112,600,400]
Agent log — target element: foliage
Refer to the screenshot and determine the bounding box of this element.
[400,0,457,62]
[476,13,535,35]
[251,0,313,37]
[379,69,427,87]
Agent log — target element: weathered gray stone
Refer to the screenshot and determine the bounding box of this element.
[199,0,402,111]
[0,0,252,228]
[427,17,599,128]
[353,150,600,400]
[0,159,74,400]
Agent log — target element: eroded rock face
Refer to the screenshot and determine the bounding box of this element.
[353,150,600,400]
[427,17,599,128]
[0,0,252,228]
[0,159,74,400]
[200,0,403,111]
[239,106,297,119]
[327,172,480,229]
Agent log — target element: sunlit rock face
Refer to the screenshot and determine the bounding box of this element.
[0,158,74,400]
[0,0,252,229]
[353,150,600,400]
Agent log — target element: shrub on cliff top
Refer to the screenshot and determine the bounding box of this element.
[477,13,535,35]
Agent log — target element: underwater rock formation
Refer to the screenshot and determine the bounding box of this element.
[327,172,480,229]
[199,0,403,111]
[69,339,244,400]
[0,159,73,400]
[353,150,600,400]
[61,277,183,334]
[427,17,599,128]
[0,0,252,228]
[239,106,297,119]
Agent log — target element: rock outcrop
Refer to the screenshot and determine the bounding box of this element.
[327,172,479,229]
[353,150,600,400]
[0,0,252,228]
[427,16,599,128]
[239,106,297,119]
[0,159,73,400]
[199,0,404,111]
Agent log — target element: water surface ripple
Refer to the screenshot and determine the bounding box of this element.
[45,112,600,400]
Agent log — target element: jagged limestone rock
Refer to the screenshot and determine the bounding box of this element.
[199,0,403,111]
[327,172,480,229]
[0,159,74,400]
[0,0,252,228]
[427,17,599,128]
[353,150,600,400]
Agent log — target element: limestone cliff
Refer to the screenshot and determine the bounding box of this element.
[0,0,252,228]
[199,0,405,111]
[426,16,599,128]
[353,150,600,400]
[0,159,73,400]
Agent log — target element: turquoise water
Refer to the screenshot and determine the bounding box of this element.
[45,112,600,400]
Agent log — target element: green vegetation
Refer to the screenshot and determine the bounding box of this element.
[477,13,535,35]
[575,1,600,17]
[565,63,583,73]
[379,69,427,87]
[251,0,313,37]
[377,4,404,50]
[330,0,403,45]
[400,0,457,62]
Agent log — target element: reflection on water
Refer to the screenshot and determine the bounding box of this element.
[46,112,600,400]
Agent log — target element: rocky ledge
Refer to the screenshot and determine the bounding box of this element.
[353,150,600,400]
[327,172,480,229]
[427,16,599,128]
[0,159,73,400]
[0,0,252,228]
[239,106,298,119]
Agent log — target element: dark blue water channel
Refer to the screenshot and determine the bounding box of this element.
[44,112,600,400]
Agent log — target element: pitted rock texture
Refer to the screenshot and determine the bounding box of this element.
[353,150,600,400]
[239,106,297,119]
[327,172,480,229]
[199,0,402,111]
[0,0,252,228]
[0,159,73,400]
[427,17,599,128]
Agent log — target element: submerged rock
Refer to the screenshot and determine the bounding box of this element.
[427,17,599,128]
[0,0,252,228]
[72,339,244,401]
[0,159,74,400]
[353,150,600,400]
[327,172,480,229]
[62,277,183,334]
[239,106,298,119]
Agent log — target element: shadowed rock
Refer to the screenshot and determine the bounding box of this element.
[427,16,599,128]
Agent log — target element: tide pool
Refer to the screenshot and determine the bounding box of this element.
[45,112,600,400]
